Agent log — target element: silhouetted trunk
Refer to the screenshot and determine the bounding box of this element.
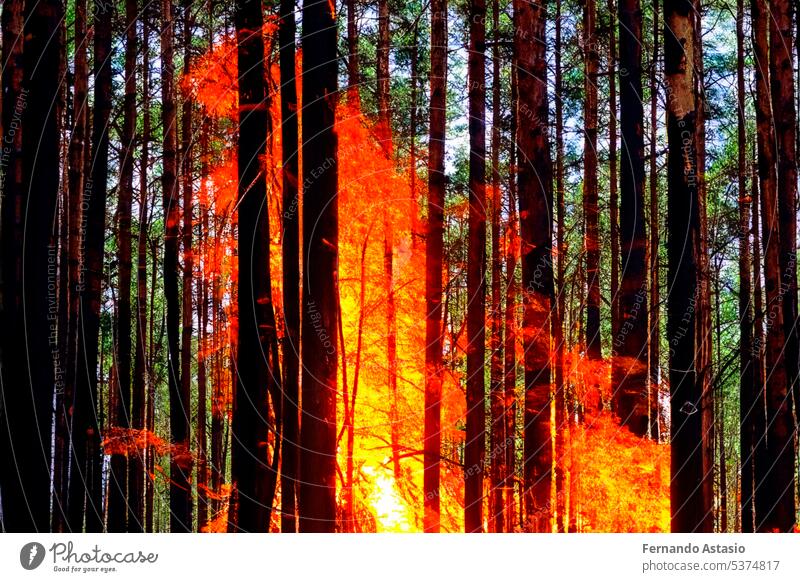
[161,0,190,532]
[180,0,195,532]
[465,0,487,533]
[131,6,151,534]
[664,0,712,532]
[279,0,301,533]
[0,0,62,533]
[488,0,506,534]
[736,0,754,534]
[764,0,797,533]
[692,2,715,532]
[298,0,339,533]
[608,0,620,369]
[108,0,138,533]
[66,0,110,532]
[514,0,553,532]
[229,0,281,532]
[648,0,660,439]
[614,0,649,436]
[553,0,566,533]
[196,79,210,532]
[583,0,601,369]
[346,0,360,105]
[424,0,447,534]
[54,0,89,532]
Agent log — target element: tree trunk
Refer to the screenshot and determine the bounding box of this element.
[377,0,391,149]
[0,0,62,533]
[131,5,151,534]
[614,0,649,436]
[161,0,190,532]
[735,0,754,534]
[583,0,601,370]
[504,64,519,533]
[664,0,713,532]
[764,0,797,533]
[488,0,506,534]
[180,0,195,532]
[108,0,138,533]
[279,0,301,533]
[346,0,360,105]
[465,0,487,533]
[554,0,567,533]
[229,0,282,532]
[424,0,447,534]
[514,0,553,532]
[750,154,766,533]
[648,0,661,439]
[298,0,339,533]
[608,0,620,380]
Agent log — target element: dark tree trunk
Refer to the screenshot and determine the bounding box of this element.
[553,0,567,533]
[0,0,62,533]
[735,0,754,534]
[346,0,360,105]
[488,0,506,534]
[648,0,660,439]
[108,0,138,533]
[465,0,487,534]
[131,6,151,534]
[664,0,713,532]
[66,0,111,532]
[298,0,338,533]
[161,0,190,532]
[279,0,301,534]
[614,0,649,436]
[750,0,777,532]
[514,0,553,532]
[608,0,620,376]
[229,0,281,532]
[56,0,90,532]
[764,0,797,533]
[583,0,601,369]
[424,0,447,534]
[179,0,195,532]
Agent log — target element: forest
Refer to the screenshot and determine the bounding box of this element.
[0,0,798,534]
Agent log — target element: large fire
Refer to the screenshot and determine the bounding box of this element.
[177,28,669,533]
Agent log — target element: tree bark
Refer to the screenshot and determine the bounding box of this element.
[161,0,191,532]
[131,5,151,534]
[554,0,567,533]
[424,0,447,534]
[0,0,62,533]
[735,0,754,534]
[229,0,282,532]
[614,0,649,436]
[279,0,301,534]
[514,0,554,532]
[764,0,797,533]
[108,0,138,533]
[648,0,660,439]
[180,0,196,532]
[465,0,487,534]
[298,0,339,533]
[583,0,601,369]
[664,0,713,532]
[488,0,506,534]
